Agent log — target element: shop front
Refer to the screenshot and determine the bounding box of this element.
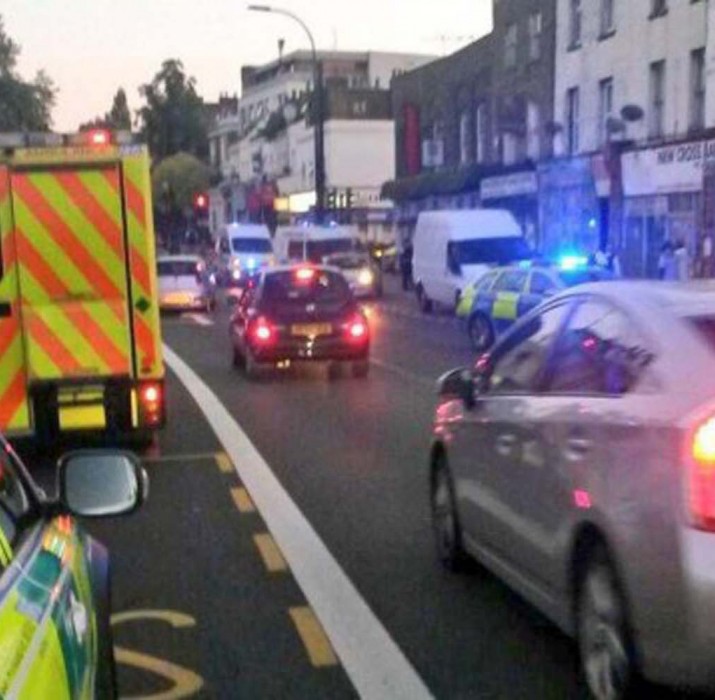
[621,139,712,278]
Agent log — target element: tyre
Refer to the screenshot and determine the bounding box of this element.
[577,546,637,700]
[232,345,244,369]
[430,454,467,571]
[416,284,433,314]
[245,351,265,381]
[467,312,494,352]
[352,359,370,378]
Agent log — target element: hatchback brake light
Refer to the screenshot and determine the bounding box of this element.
[345,314,368,341]
[251,317,274,344]
[686,416,715,530]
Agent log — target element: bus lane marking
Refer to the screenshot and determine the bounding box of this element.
[164,344,434,700]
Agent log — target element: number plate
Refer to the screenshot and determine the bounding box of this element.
[291,323,332,337]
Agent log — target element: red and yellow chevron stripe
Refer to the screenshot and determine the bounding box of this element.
[10,167,133,381]
[0,166,30,433]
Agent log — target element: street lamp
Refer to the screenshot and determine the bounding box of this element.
[247,4,326,224]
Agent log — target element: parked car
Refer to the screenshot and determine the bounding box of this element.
[0,433,147,698]
[412,209,532,313]
[457,260,615,350]
[324,252,383,298]
[430,280,715,700]
[230,265,370,380]
[157,254,216,312]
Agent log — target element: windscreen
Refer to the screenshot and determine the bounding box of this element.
[324,254,367,270]
[558,268,615,286]
[306,239,353,263]
[454,237,532,266]
[231,238,272,253]
[157,261,198,277]
[263,270,351,307]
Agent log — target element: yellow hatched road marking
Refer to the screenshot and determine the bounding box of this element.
[289,606,339,668]
[231,487,256,513]
[215,452,234,473]
[253,533,287,572]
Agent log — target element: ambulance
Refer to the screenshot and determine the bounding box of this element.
[0,130,165,441]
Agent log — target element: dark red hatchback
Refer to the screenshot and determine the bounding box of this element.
[229,265,370,380]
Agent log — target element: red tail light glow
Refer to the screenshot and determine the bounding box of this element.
[139,382,163,427]
[88,129,111,146]
[251,317,274,344]
[345,314,368,342]
[687,416,715,530]
[295,267,315,282]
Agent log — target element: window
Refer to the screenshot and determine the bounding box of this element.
[231,238,273,254]
[546,300,650,395]
[451,238,533,266]
[649,60,666,138]
[502,132,518,165]
[527,101,540,160]
[600,0,615,35]
[569,0,582,47]
[691,48,706,131]
[529,12,542,61]
[566,87,580,154]
[493,270,528,293]
[489,304,571,394]
[599,78,614,146]
[459,111,471,165]
[476,270,500,292]
[475,103,487,164]
[0,446,31,567]
[650,0,667,17]
[504,23,517,68]
[529,271,558,295]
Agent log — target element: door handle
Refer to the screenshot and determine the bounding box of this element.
[0,302,10,318]
[564,437,592,461]
[495,433,517,456]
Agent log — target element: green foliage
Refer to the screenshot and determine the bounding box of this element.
[137,60,208,160]
[151,152,212,213]
[79,88,132,132]
[0,17,55,130]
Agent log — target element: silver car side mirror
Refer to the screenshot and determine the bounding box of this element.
[58,451,148,518]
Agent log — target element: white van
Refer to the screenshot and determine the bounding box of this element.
[411,209,531,312]
[274,224,356,264]
[215,223,274,286]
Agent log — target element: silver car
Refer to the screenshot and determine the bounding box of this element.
[430,281,715,699]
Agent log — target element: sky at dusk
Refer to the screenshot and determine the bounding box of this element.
[4,1,492,131]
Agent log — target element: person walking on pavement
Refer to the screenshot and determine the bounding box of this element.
[400,239,414,291]
[673,239,690,281]
[658,240,677,280]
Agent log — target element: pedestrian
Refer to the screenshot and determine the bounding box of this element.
[400,238,413,291]
[673,239,690,281]
[658,240,677,280]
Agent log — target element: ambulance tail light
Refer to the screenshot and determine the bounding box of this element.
[138,381,164,427]
[686,416,715,531]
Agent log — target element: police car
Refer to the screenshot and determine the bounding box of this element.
[0,433,147,698]
[457,258,614,350]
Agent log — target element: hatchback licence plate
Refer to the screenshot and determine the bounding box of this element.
[291,323,332,337]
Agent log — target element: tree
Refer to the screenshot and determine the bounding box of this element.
[137,60,209,160]
[0,16,56,130]
[151,152,211,214]
[79,88,132,132]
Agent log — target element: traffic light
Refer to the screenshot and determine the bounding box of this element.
[327,188,337,210]
[193,192,208,211]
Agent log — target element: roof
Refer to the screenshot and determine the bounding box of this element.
[157,254,201,263]
[416,209,522,239]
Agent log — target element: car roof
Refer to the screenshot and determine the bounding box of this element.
[157,254,201,263]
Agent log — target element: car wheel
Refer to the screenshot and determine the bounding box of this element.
[232,345,244,369]
[467,313,494,352]
[352,359,370,378]
[577,546,636,700]
[416,284,433,314]
[430,454,467,572]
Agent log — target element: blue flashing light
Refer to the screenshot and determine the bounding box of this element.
[518,260,533,269]
[559,254,589,271]
[247,257,257,269]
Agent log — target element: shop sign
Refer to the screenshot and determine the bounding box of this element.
[480,171,537,200]
[622,138,715,196]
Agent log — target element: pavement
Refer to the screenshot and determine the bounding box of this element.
[17,275,613,699]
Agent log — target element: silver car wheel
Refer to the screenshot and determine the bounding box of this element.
[430,462,464,570]
[579,556,632,700]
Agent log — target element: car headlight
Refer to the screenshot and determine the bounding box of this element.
[358,269,374,286]
[232,269,242,280]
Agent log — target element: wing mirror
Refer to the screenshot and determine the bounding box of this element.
[437,367,477,409]
[58,450,148,518]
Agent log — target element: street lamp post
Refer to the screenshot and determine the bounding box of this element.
[248,5,326,224]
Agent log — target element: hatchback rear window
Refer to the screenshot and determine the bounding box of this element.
[324,254,369,270]
[263,270,351,306]
[157,261,198,276]
[231,238,272,253]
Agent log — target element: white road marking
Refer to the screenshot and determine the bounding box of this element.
[163,344,434,700]
[183,313,214,327]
